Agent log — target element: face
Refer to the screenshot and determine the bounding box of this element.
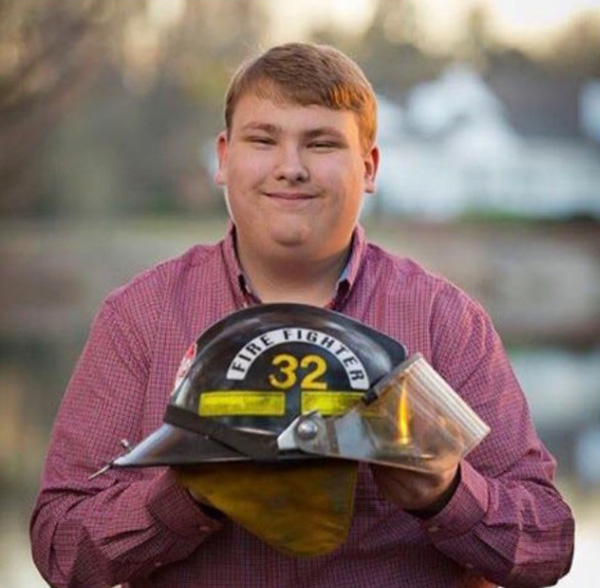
[215,92,379,266]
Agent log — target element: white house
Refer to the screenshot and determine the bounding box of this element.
[370,64,600,220]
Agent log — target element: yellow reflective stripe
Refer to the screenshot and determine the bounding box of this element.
[199,391,286,416]
[301,391,364,416]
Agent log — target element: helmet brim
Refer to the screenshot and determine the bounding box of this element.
[112,423,312,467]
[113,423,245,467]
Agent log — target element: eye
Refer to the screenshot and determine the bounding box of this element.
[247,135,275,146]
[308,139,344,150]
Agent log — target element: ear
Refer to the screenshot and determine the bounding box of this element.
[363,145,379,194]
[215,131,229,186]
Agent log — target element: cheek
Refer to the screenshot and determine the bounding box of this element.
[232,150,272,179]
[310,158,346,187]
[313,154,364,184]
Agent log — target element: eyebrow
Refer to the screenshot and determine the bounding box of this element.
[239,122,346,140]
[239,122,280,134]
[304,127,346,141]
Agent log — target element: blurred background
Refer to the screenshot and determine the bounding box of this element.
[1,0,599,585]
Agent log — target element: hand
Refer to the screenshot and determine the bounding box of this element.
[172,467,214,507]
[172,466,227,521]
[370,458,460,513]
[186,485,213,506]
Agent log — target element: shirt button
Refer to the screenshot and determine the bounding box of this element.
[427,525,440,533]
[465,563,475,571]
[154,561,163,568]
[199,525,210,532]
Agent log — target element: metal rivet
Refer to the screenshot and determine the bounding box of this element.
[296,419,318,440]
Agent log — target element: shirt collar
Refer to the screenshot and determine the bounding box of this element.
[221,221,255,308]
[221,222,368,309]
[340,224,367,292]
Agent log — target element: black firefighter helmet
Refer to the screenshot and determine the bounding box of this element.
[111,303,407,468]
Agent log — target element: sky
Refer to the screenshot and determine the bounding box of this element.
[141,0,600,56]
[264,0,600,50]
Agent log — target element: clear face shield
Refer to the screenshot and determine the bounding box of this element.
[278,353,490,472]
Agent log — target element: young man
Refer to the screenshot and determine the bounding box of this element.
[31,43,574,588]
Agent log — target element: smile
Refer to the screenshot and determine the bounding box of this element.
[265,192,316,200]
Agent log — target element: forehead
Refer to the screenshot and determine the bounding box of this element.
[230,92,362,137]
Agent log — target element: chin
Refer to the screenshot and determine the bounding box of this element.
[273,237,309,251]
[272,227,312,247]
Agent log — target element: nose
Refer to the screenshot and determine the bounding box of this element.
[274,144,309,183]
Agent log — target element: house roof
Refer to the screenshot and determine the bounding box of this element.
[486,60,585,139]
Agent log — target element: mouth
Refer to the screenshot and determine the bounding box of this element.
[265,192,317,201]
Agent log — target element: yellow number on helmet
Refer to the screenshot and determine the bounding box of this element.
[300,355,328,390]
[268,354,298,389]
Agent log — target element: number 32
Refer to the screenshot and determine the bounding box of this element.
[268,353,327,390]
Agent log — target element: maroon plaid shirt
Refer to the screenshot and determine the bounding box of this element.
[31,225,574,588]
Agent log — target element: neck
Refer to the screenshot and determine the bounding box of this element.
[238,247,349,307]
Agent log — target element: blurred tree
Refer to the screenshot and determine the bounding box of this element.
[0,0,270,218]
[353,1,445,99]
[551,11,600,77]
[457,4,494,68]
[0,0,140,217]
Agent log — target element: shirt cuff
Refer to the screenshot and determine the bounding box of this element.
[146,469,223,538]
[419,460,489,540]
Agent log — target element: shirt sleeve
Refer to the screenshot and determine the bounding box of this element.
[423,283,575,588]
[30,299,222,588]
